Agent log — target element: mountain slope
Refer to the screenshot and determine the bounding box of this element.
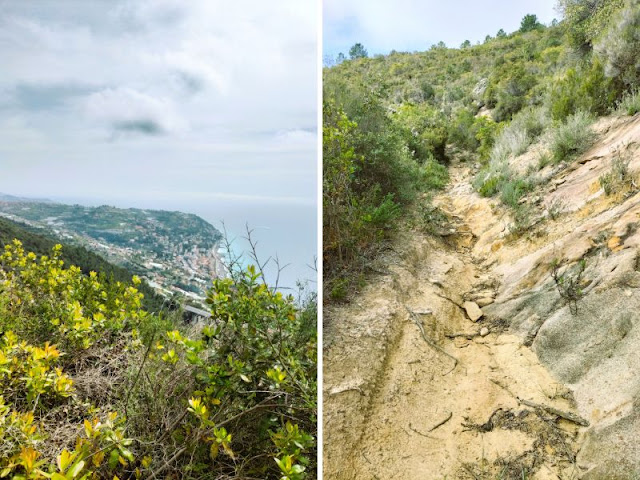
[0,200,224,299]
[0,216,167,312]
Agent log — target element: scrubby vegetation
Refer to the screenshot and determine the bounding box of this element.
[324,0,640,301]
[0,217,166,313]
[0,241,316,479]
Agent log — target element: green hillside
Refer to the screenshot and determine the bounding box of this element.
[0,216,167,312]
[323,0,640,301]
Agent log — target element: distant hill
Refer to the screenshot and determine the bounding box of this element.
[0,192,51,203]
[0,199,225,300]
[0,216,167,312]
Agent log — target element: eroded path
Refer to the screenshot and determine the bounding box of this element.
[323,164,583,479]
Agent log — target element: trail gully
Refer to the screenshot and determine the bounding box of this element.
[324,163,585,480]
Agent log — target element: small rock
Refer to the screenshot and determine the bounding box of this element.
[463,301,483,322]
[476,296,494,307]
[480,327,490,337]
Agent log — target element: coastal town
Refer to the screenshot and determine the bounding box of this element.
[0,199,225,302]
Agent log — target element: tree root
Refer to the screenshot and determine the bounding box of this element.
[517,397,590,427]
[404,305,459,375]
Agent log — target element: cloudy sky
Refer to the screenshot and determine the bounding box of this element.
[0,0,318,288]
[324,0,559,59]
[0,0,317,207]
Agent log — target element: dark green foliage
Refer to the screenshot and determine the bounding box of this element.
[349,43,368,59]
[500,176,535,209]
[491,65,538,121]
[550,59,619,120]
[394,103,449,162]
[558,0,625,52]
[520,14,543,33]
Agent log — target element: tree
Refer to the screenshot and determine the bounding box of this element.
[485,34,493,43]
[461,39,471,49]
[558,0,624,52]
[336,52,346,64]
[595,0,640,88]
[496,28,507,38]
[520,14,542,33]
[348,43,368,59]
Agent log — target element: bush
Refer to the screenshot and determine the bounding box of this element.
[595,0,640,89]
[395,103,449,162]
[549,60,618,121]
[492,65,537,122]
[551,258,587,315]
[550,111,594,162]
[323,98,448,301]
[0,242,317,479]
[599,147,634,194]
[616,88,640,115]
[473,161,510,197]
[500,176,535,209]
[558,0,625,52]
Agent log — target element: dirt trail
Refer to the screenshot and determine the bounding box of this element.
[324,165,584,479]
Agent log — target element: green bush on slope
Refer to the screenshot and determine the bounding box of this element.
[0,241,317,479]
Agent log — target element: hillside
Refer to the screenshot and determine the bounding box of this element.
[323,1,640,478]
[0,216,168,312]
[0,200,224,300]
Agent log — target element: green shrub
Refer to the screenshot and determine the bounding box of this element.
[500,176,534,209]
[616,88,640,115]
[0,242,317,479]
[558,0,625,52]
[509,203,535,237]
[474,161,509,197]
[475,117,503,161]
[595,0,640,88]
[395,103,449,162]
[492,65,537,122]
[550,111,594,162]
[599,147,633,195]
[549,60,618,121]
[551,258,587,315]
